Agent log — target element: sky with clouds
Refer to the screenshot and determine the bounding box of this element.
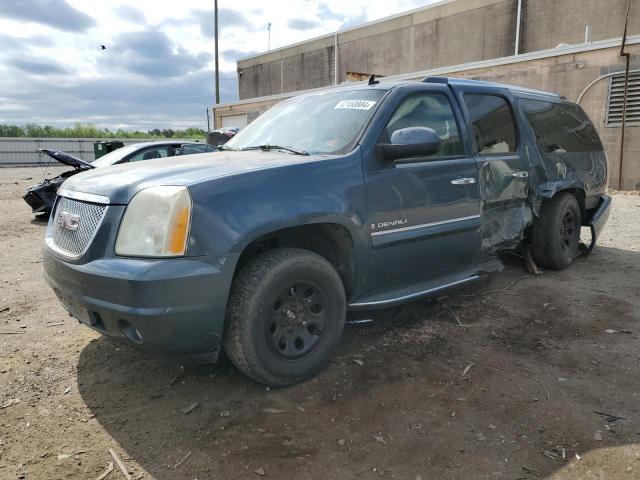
[0,0,436,131]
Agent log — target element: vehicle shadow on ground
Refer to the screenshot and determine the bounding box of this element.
[76,246,640,480]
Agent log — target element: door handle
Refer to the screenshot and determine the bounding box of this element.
[511,171,529,179]
[450,177,477,185]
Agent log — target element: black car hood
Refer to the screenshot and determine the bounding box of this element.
[40,149,95,170]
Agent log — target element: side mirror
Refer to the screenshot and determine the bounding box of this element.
[378,127,441,162]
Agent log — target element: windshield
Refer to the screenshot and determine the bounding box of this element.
[90,144,141,167]
[225,89,386,155]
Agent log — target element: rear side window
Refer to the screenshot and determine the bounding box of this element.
[464,94,518,155]
[520,99,603,153]
[128,146,173,162]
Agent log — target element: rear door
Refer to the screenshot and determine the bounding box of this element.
[452,88,532,251]
[363,84,482,287]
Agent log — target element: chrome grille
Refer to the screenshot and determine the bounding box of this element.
[48,196,107,257]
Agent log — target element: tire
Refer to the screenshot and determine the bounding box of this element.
[223,248,346,387]
[532,193,582,270]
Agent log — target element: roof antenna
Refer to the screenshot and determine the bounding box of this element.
[368,74,379,85]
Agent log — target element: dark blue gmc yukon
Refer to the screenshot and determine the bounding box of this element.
[43,77,610,386]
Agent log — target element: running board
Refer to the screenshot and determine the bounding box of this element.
[348,258,503,310]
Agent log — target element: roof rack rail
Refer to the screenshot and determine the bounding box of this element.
[422,76,449,84]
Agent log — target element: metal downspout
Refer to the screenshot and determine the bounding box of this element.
[515,0,523,55]
[334,33,339,85]
[618,0,632,190]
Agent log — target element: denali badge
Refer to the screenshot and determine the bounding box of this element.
[371,219,408,230]
[57,211,80,231]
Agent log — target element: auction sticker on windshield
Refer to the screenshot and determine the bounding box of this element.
[334,100,376,110]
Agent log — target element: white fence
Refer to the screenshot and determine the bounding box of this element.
[0,137,189,166]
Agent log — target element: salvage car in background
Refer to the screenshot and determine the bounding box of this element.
[43,77,610,386]
[23,141,216,215]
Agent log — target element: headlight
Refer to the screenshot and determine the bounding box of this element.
[115,186,192,257]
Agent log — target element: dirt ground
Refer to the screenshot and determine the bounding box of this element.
[1,166,640,480]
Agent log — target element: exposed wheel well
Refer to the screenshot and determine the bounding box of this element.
[553,188,586,222]
[235,224,357,299]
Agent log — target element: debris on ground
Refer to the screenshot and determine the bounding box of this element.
[1,398,21,409]
[374,434,387,445]
[593,411,626,423]
[460,363,474,377]
[263,408,288,414]
[173,451,192,469]
[254,466,265,476]
[353,359,364,366]
[179,402,199,415]
[95,462,114,480]
[109,448,132,480]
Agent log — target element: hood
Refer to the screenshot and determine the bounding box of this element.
[60,150,323,204]
[40,149,94,170]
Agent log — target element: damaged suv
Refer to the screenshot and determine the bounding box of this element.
[43,77,610,386]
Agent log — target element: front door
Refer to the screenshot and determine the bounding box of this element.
[363,86,482,288]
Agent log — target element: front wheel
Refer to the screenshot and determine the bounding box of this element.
[223,248,346,387]
[532,193,582,270]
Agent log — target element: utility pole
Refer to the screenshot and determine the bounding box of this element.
[214,0,220,104]
[268,22,271,51]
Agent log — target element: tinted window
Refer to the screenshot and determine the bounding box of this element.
[520,99,603,153]
[128,146,173,162]
[181,144,209,155]
[464,94,517,155]
[384,93,464,157]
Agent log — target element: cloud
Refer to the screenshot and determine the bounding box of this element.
[287,18,321,30]
[0,0,95,32]
[11,56,67,75]
[107,29,212,78]
[0,33,55,50]
[221,48,260,62]
[0,0,443,130]
[114,5,145,24]
[339,11,368,30]
[317,4,345,22]
[1,70,238,129]
[191,8,252,38]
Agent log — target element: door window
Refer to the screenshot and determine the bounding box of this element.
[464,94,517,155]
[519,99,603,153]
[128,145,173,162]
[384,93,464,157]
[180,144,213,155]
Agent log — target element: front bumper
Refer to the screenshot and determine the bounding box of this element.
[584,194,611,252]
[43,247,239,363]
[24,185,57,214]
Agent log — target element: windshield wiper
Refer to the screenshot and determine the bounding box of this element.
[239,144,309,156]
[218,145,238,151]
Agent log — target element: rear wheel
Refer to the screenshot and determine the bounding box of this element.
[532,193,582,270]
[224,248,346,386]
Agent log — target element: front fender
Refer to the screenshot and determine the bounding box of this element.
[186,151,368,258]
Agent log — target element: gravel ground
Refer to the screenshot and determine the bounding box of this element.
[1,166,639,480]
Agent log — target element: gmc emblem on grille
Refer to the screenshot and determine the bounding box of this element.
[57,211,80,231]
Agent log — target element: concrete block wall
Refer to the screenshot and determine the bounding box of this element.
[522,0,640,52]
[237,0,639,101]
